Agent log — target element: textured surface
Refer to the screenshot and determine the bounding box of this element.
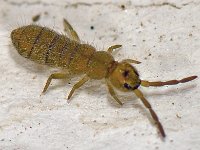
[0,0,200,150]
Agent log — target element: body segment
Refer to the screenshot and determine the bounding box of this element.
[11,25,98,75]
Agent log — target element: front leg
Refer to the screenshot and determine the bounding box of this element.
[106,80,123,106]
[107,45,141,64]
[107,45,122,53]
[122,59,141,64]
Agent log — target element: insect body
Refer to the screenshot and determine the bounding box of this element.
[11,19,197,138]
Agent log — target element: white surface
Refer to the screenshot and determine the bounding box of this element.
[0,0,200,150]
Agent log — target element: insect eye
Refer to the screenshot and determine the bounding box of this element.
[124,83,132,90]
[123,70,129,77]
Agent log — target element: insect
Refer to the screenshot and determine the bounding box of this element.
[11,18,197,138]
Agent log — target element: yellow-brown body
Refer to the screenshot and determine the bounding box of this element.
[11,25,114,79]
[11,20,197,139]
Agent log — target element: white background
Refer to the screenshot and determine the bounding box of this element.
[0,0,200,149]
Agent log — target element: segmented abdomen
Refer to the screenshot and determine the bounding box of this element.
[11,25,96,74]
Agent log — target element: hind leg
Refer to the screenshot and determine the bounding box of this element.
[67,75,90,100]
[63,18,80,42]
[42,72,69,93]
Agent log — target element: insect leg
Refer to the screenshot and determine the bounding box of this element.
[106,81,123,106]
[122,59,141,64]
[63,18,80,42]
[42,72,69,93]
[141,76,197,87]
[67,75,90,100]
[107,45,122,53]
[133,89,166,138]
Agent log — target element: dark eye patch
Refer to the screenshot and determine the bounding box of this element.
[124,82,140,90]
[124,83,132,89]
[123,70,129,77]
